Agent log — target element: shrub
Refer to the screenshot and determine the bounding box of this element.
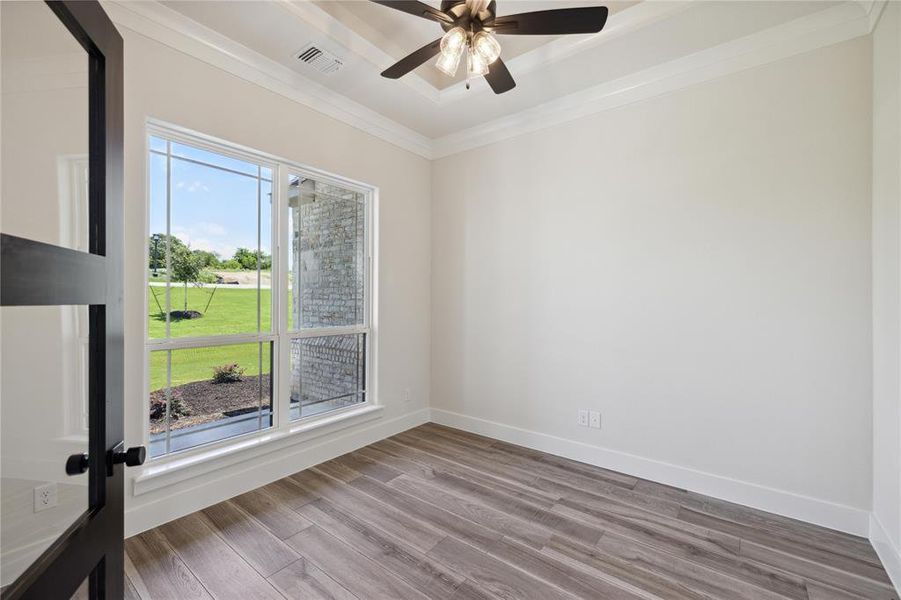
[149,389,191,420]
[212,363,244,384]
[197,269,219,284]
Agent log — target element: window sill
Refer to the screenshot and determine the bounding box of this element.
[132,404,382,496]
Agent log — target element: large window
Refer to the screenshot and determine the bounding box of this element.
[146,126,372,458]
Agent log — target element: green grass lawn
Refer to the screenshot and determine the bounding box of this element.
[148,285,272,391]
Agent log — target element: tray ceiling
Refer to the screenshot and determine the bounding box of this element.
[149,0,864,143]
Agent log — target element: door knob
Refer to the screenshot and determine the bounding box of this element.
[65,453,89,476]
[113,446,146,467]
[106,443,146,475]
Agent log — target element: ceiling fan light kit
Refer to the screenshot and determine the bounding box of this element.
[436,43,463,76]
[371,0,609,94]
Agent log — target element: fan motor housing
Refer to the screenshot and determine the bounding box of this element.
[439,0,496,32]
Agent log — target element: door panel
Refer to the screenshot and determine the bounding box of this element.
[0,306,91,587]
[0,0,90,252]
[0,1,126,598]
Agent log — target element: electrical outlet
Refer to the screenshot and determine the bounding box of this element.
[577,410,589,427]
[403,388,411,404]
[34,482,58,513]
[589,410,601,429]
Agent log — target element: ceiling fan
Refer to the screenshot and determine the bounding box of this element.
[371,0,608,94]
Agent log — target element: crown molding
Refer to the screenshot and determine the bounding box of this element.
[101,0,435,159]
[863,0,890,32]
[432,2,871,158]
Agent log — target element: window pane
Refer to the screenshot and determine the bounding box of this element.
[149,342,272,457]
[149,135,167,153]
[290,334,365,421]
[145,139,272,340]
[148,151,169,339]
[260,178,272,333]
[288,176,365,330]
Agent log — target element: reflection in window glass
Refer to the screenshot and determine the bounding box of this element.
[287,176,365,330]
[1,307,90,583]
[1,1,89,252]
[149,342,272,457]
[290,334,365,420]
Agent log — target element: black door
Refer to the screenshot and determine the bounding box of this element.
[1,2,137,598]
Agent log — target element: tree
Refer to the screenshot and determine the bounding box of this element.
[170,244,204,312]
[192,249,221,269]
[233,247,257,270]
[232,247,272,271]
[148,233,187,274]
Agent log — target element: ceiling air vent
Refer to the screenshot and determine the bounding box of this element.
[294,44,344,75]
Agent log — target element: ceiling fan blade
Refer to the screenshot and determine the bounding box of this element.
[491,7,608,35]
[381,38,442,79]
[369,1,451,24]
[485,58,516,94]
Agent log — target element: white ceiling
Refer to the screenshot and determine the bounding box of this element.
[144,0,865,142]
[311,0,640,88]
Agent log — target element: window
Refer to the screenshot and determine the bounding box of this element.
[145,125,372,459]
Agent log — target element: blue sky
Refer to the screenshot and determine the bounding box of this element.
[149,139,272,261]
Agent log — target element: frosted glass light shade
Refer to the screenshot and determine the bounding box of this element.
[436,46,463,76]
[440,27,466,55]
[467,48,489,77]
[472,31,501,64]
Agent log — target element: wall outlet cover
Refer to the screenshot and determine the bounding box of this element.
[34,482,58,513]
[589,410,601,429]
[578,409,589,427]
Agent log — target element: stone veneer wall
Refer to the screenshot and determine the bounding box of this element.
[291,180,365,408]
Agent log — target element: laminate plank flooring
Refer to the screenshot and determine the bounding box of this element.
[125,423,897,599]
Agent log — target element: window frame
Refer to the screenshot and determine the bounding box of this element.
[142,120,376,462]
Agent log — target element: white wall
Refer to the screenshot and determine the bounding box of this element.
[121,28,431,535]
[871,0,901,588]
[431,37,874,533]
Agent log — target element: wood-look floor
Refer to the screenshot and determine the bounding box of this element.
[125,423,897,600]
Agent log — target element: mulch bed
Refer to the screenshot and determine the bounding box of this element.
[150,374,271,434]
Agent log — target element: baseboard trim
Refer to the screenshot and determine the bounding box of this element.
[429,409,870,537]
[870,514,901,595]
[124,407,430,537]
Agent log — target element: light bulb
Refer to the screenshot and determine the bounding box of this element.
[436,46,463,77]
[440,27,466,55]
[467,48,488,77]
[472,31,501,64]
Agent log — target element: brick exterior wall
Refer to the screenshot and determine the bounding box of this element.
[290,180,365,410]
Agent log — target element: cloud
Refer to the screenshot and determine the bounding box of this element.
[195,222,227,237]
[175,180,210,193]
[171,224,253,259]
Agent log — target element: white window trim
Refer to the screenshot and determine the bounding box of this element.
[141,118,378,475]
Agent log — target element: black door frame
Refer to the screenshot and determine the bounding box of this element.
[1,1,124,598]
